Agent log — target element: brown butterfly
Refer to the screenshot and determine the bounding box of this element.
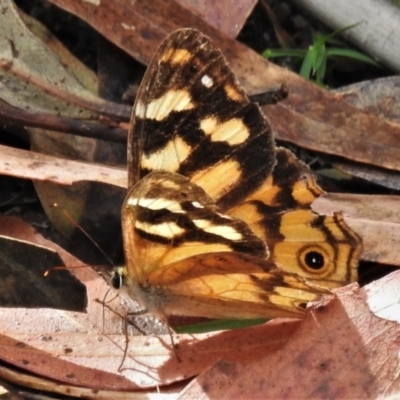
[107,28,361,325]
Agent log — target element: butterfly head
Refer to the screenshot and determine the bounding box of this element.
[110,266,125,290]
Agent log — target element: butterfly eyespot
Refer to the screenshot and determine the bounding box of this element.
[111,272,123,290]
[297,245,332,275]
[304,251,325,270]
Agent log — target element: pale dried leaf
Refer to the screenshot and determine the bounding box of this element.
[0,145,126,189]
[314,193,400,266]
[364,270,400,323]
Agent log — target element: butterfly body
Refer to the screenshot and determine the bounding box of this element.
[114,28,362,324]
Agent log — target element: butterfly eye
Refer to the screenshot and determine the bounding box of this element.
[111,271,123,289]
[304,251,325,270]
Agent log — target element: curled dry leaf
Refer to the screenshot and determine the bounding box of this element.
[0,1,104,116]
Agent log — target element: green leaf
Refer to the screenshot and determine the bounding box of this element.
[173,318,268,334]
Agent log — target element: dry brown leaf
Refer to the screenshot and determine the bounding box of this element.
[0,235,86,311]
[1,321,300,390]
[0,363,167,400]
[0,214,122,333]
[179,277,400,399]
[177,0,257,37]
[314,194,400,266]
[333,76,400,189]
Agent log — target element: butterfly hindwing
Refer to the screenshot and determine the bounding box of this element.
[228,148,362,287]
[147,252,326,320]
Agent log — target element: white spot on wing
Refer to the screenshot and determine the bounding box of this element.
[135,220,184,238]
[129,197,184,213]
[201,75,213,88]
[145,90,194,121]
[191,201,204,209]
[193,219,243,240]
[135,101,146,118]
[141,136,191,172]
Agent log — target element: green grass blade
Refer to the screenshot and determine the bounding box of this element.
[300,48,315,79]
[316,56,327,83]
[326,48,381,67]
[262,48,306,59]
[313,42,327,73]
[321,22,361,44]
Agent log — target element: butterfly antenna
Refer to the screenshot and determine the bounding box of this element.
[166,323,181,363]
[53,203,115,268]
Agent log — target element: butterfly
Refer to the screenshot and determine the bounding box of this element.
[108,28,362,324]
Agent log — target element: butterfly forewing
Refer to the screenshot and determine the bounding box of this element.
[128,29,275,210]
[122,171,267,282]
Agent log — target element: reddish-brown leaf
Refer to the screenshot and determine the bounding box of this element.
[179,277,400,399]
